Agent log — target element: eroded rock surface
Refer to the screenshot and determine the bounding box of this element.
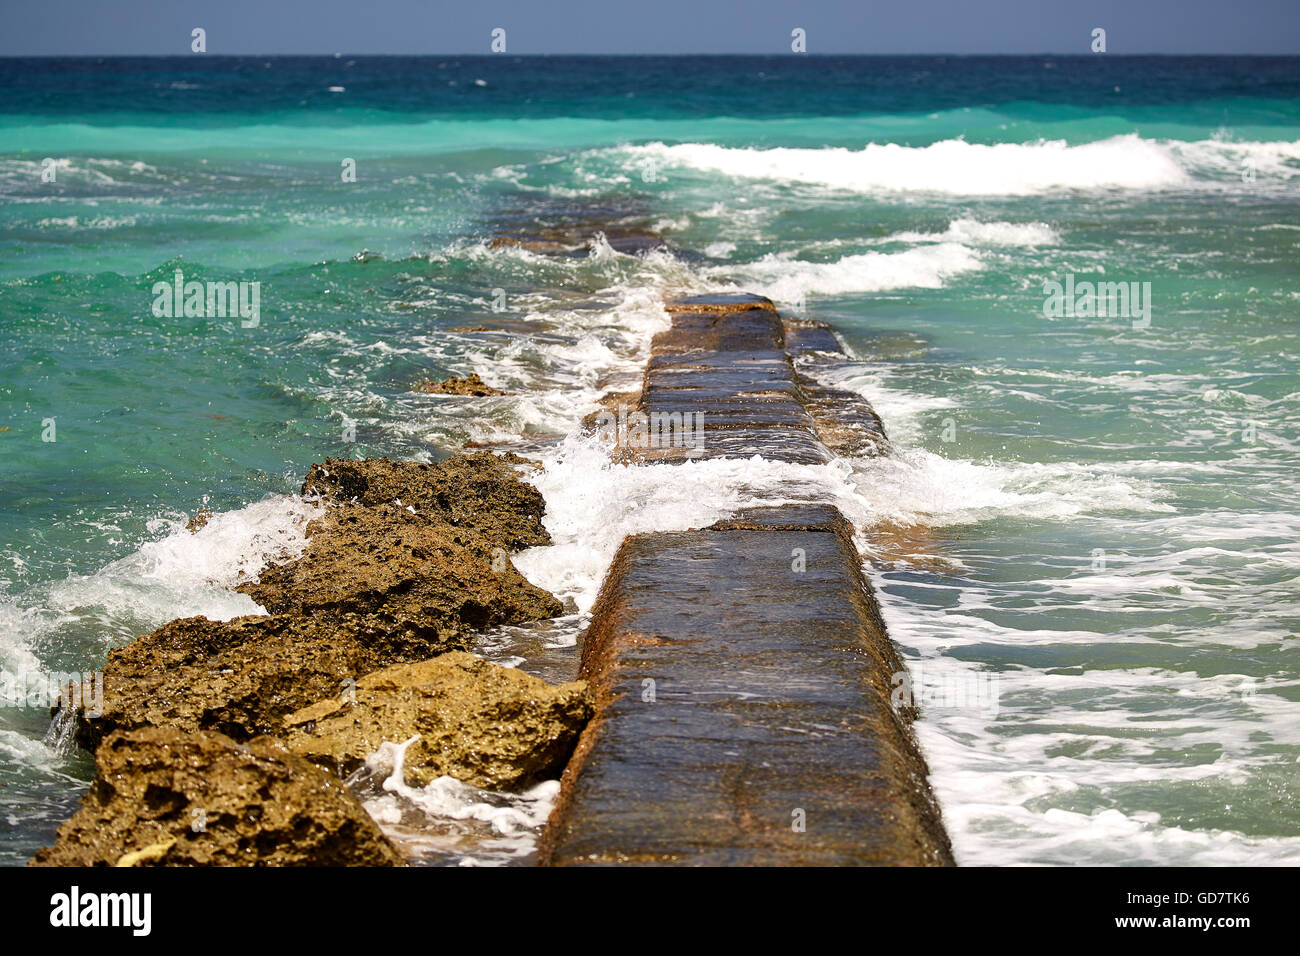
[285,651,593,790]
[298,452,551,552]
[71,454,563,751]
[74,612,448,751]
[30,726,403,867]
[237,501,561,641]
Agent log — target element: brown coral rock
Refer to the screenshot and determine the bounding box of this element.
[69,454,563,752]
[298,452,551,552]
[72,611,453,752]
[30,726,403,867]
[285,652,593,790]
[236,501,561,635]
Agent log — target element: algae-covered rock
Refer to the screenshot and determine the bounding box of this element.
[414,373,505,396]
[73,611,454,751]
[30,726,403,867]
[284,651,593,790]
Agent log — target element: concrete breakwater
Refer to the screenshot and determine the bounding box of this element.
[540,293,953,866]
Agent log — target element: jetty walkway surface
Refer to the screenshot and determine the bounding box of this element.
[540,293,953,866]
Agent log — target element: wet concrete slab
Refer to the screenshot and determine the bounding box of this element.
[635,300,888,464]
[647,350,791,370]
[784,322,843,356]
[798,374,891,457]
[689,428,832,464]
[665,293,776,313]
[539,505,953,866]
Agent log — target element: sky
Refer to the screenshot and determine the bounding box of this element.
[1,0,1298,56]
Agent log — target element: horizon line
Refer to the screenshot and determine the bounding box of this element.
[4,51,1299,59]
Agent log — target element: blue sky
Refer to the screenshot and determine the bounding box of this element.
[2,0,1298,55]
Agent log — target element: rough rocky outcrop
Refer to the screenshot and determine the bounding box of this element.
[284,651,593,789]
[30,726,403,867]
[73,612,449,752]
[236,501,561,642]
[70,454,563,752]
[414,373,505,396]
[298,452,551,552]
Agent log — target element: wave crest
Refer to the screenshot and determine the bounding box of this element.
[620,135,1300,195]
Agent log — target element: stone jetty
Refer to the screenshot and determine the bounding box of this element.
[540,293,953,866]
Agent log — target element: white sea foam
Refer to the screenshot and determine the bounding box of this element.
[1170,137,1300,182]
[709,242,983,302]
[359,736,560,865]
[121,497,320,593]
[829,342,1300,864]
[513,423,1173,617]
[47,495,321,625]
[514,437,781,613]
[34,215,140,230]
[889,217,1059,247]
[0,157,170,194]
[0,603,47,677]
[885,587,1300,866]
[509,332,1300,867]
[0,495,323,682]
[697,219,1056,305]
[616,135,1300,196]
[394,237,690,445]
[6,134,1296,868]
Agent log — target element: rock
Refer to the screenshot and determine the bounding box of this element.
[71,454,563,751]
[237,501,562,636]
[73,611,454,751]
[489,222,668,258]
[185,509,212,533]
[298,452,551,552]
[413,373,504,396]
[30,726,404,867]
[284,651,593,790]
[488,235,582,255]
[664,292,777,313]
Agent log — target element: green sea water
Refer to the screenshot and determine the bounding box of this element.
[1,55,1298,865]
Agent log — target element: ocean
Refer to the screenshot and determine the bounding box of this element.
[1,54,1298,865]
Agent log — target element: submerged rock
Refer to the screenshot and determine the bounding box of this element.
[489,225,668,258]
[284,651,593,790]
[414,373,505,396]
[30,726,403,867]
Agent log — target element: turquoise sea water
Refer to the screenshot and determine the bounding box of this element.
[1,56,1298,865]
